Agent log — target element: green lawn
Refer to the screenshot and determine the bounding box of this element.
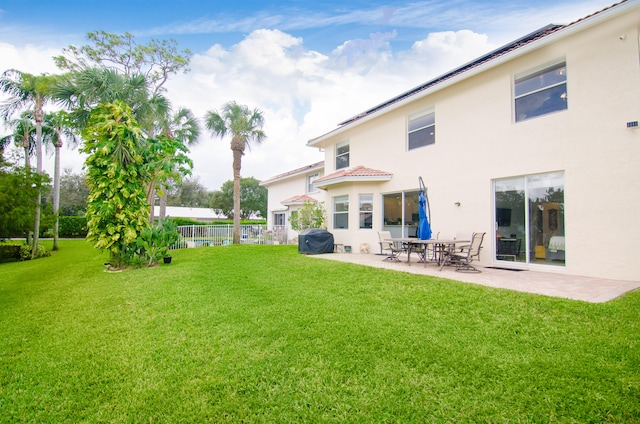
[1,240,638,423]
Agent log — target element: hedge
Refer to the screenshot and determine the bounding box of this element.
[0,244,21,260]
[58,216,88,237]
[168,217,266,226]
[0,243,50,261]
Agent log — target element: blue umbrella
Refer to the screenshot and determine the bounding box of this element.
[417,177,432,240]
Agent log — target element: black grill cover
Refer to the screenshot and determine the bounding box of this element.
[298,228,335,254]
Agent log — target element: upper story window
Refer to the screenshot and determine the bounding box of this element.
[307,173,319,193]
[408,110,435,150]
[514,61,567,122]
[336,141,349,170]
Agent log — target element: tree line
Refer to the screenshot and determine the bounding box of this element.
[0,31,267,267]
[53,170,266,220]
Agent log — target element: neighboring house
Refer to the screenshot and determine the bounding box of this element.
[263,0,640,282]
[153,206,226,222]
[259,161,325,242]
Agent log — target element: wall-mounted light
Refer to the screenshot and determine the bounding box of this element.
[454,202,461,207]
[627,121,638,129]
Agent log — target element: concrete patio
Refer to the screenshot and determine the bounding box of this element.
[311,252,640,303]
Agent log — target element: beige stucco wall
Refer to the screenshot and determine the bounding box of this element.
[315,6,640,281]
[263,170,325,242]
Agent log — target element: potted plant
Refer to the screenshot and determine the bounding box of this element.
[134,219,180,266]
[159,219,180,264]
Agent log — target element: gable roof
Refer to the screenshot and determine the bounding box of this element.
[259,161,324,186]
[307,0,630,147]
[313,165,393,189]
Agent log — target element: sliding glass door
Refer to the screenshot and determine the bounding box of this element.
[494,171,565,266]
[382,191,419,238]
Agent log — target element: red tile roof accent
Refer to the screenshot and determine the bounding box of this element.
[313,165,393,184]
[281,195,318,205]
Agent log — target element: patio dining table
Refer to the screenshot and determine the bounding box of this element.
[386,238,469,267]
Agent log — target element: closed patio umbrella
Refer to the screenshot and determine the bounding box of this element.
[417,177,432,240]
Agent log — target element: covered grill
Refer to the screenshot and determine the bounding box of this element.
[298,228,335,254]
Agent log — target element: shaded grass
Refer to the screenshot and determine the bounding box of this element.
[0,240,639,422]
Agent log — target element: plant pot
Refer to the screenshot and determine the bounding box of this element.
[163,256,172,264]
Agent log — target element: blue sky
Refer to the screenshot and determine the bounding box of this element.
[0,0,616,189]
[1,0,614,53]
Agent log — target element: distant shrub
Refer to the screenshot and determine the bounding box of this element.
[167,218,266,227]
[167,217,208,226]
[19,244,51,261]
[59,216,88,237]
[0,244,21,261]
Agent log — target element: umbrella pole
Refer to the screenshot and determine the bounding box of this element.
[419,176,431,225]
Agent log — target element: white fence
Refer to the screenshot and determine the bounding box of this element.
[174,224,288,248]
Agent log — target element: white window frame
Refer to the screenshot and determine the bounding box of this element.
[273,212,285,227]
[514,59,567,122]
[359,194,373,229]
[335,141,349,170]
[307,173,319,194]
[407,109,435,150]
[333,195,349,229]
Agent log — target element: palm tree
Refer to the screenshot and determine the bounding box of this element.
[205,101,266,244]
[153,107,200,221]
[57,68,196,225]
[1,110,37,170]
[54,67,158,131]
[43,111,79,250]
[0,69,60,257]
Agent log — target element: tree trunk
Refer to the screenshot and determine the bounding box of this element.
[231,141,243,245]
[146,180,157,224]
[23,144,30,171]
[52,140,62,251]
[32,105,44,259]
[160,193,167,221]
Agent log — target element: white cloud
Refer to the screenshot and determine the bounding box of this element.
[404,30,495,76]
[165,27,498,190]
[2,26,497,191]
[0,42,61,74]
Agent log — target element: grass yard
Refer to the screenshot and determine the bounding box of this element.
[0,240,639,423]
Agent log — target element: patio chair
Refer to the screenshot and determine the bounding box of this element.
[453,231,473,251]
[440,232,486,272]
[377,231,403,262]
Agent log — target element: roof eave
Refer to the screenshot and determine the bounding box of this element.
[259,161,325,186]
[282,201,315,206]
[315,175,392,189]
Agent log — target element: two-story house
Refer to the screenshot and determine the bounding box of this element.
[260,161,325,243]
[263,0,640,282]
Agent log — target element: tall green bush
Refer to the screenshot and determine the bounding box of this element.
[289,201,326,231]
[81,101,150,267]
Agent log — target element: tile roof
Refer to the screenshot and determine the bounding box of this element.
[281,194,318,205]
[313,165,393,188]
